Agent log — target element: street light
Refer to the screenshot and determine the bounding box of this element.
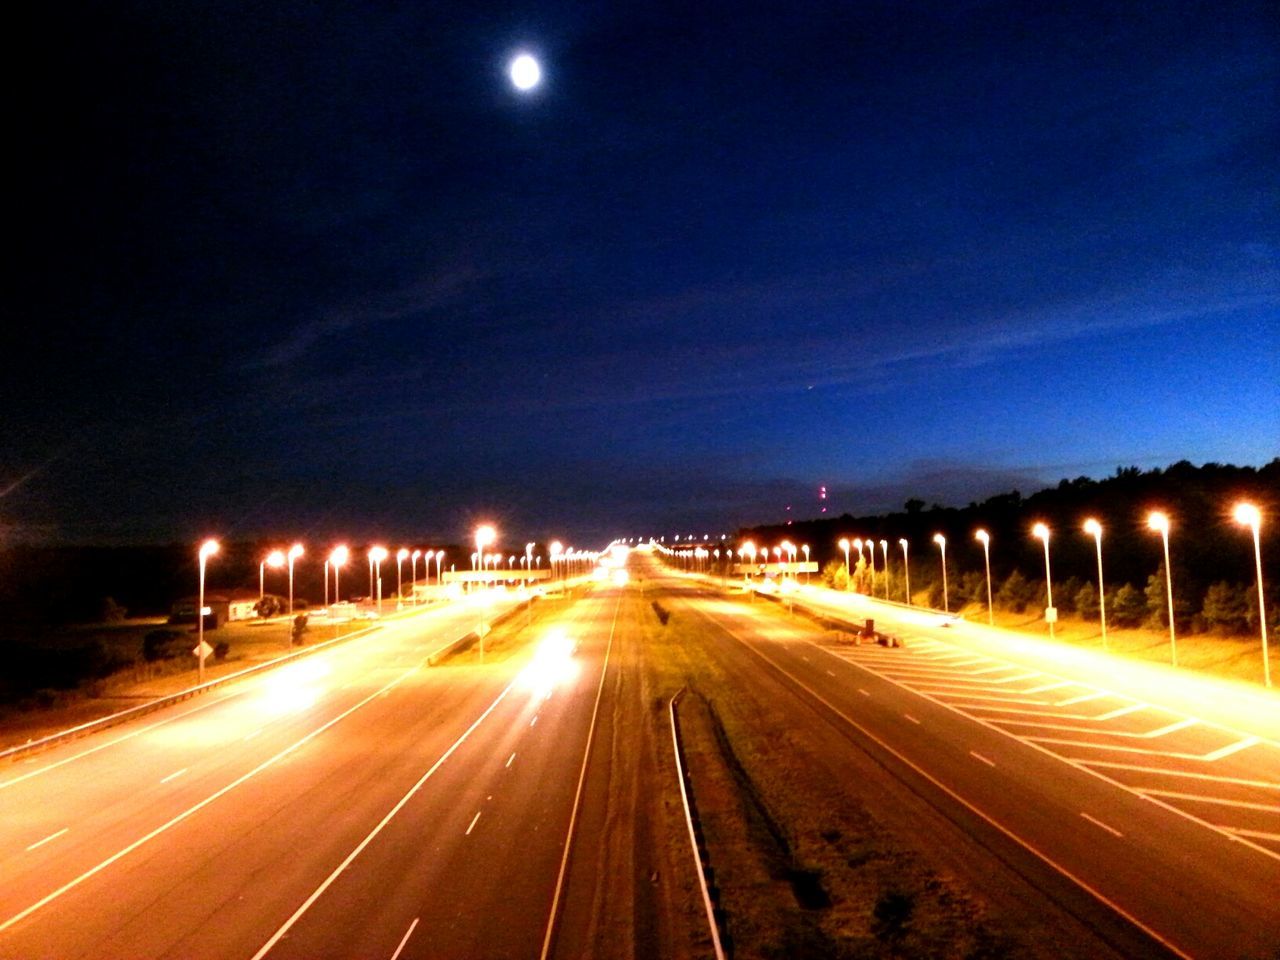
[1083,518,1108,651]
[743,540,756,584]
[838,538,850,590]
[260,549,285,601]
[411,549,422,602]
[932,534,948,613]
[197,539,219,685]
[1147,511,1177,667]
[780,540,794,580]
[396,548,409,606]
[330,545,349,603]
[476,525,496,584]
[899,539,911,604]
[802,544,810,583]
[866,538,876,596]
[1233,503,1269,688]
[525,542,535,584]
[974,530,993,626]
[879,540,890,599]
[853,538,864,592]
[287,543,304,616]
[1032,523,1055,639]
[369,545,388,614]
[434,550,445,584]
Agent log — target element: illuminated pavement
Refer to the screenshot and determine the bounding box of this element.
[0,587,627,960]
[669,573,1280,960]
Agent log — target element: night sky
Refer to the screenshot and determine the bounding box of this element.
[5,1,1277,546]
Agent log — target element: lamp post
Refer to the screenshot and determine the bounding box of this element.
[838,538,850,590]
[932,534,948,613]
[1147,511,1177,667]
[877,540,888,599]
[411,550,422,602]
[1032,523,1055,639]
[780,540,794,581]
[525,543,535,584]
[323,559,330,608]
[743,541,756,584]
[396,548,409,606]
[802,545,810,584]
[369,546,388,614]
[1083,519,1108,650]
[330,545,349,604]
[434,551,444,584]
[866,538,876,596]
[1233,503,1269,687]
[260,549,285,602]
[899,539,911,604]
[287,543,304,616]
[197,539,219,685]
[974,530,993,626]
[550,541,563,586]
[853,538,864,592]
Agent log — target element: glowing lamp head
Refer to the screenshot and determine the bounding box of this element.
[898,538,909,549]
[974,529,989,545]
[330,545,349,568]
[266,549,286,568]
[509,53,541,91]
[475,525,496,550]
[288,543,304,561]
[397,548,410,561]
[369,546,388,563]
[838,537,849,550]
[853,538,863,551]
[412,549,421,560]
[199,539,220,560]
[1083,518,1102,538]
[550,540,563,557]
[1147,511,1169,534]
[1233,502,1260,529]
[1032,523,1049,543]
[879,540,888,550]
[932,533,945,547]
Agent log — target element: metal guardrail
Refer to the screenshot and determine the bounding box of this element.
[668,687,729,960]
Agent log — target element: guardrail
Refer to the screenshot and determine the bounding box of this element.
[668,687,729,960]
[424,595,536,666]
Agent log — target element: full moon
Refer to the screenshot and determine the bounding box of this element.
[509,53,541,91]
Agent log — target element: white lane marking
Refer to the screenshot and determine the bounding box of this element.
[389,918,419,960]
[1024,681,1072,694]
[988,716,1196,738]
[466,811,482,835]
[904,714,921,725]
[530,715,538,727]
[506,752,516,769]
[857,688,870,697]
[1079,761,1280,789]
[969,751,996,767]
[160,768,188,784]
[1,665,419,935]
[244,728,263,741]
[913,688,1057,705]
[1204,736,1260,761]
[826,669,836,677]
[1226,827,1280,842]
[801,655,810,662]
[949,702,1145,721]
[1139,790,1280,813]
[1080,812,1124,838]
[1095,703,1147,720]
[26,828,68,852]
[1057,691,1108,706]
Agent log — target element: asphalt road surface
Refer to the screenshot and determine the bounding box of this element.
[662,567,1280,960]
[0,588,643,960]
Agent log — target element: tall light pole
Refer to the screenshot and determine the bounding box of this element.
[550,541,563,585]
[476,525,496,586]
[323,559,330,608]
[802,544,810,584]
[260,549,285,601]
[369,546,388,614]
[1083,518,1108,650]
[1032,523,1055,639]
[330,545,349,603]
[434,550,444,584]
[899,539,911,604]
[411,549,422,601]
[932,534,948,613]
[838,538,850,590]
[974,529,993,626]
[853,538,864,593]
[743,540,756,584]
[879,540,890,599]
[287,543,304,616]
[866,538,876,596]
[780,540,794,581]
[197,539,219,685]
[424,549,435,586]
[1147,511,1177,667]
[1233,503,1269,688]
[525,542,535,584]
[396,548,409,606]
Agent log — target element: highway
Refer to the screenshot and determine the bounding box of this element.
[660,563,1280,959]
[0,587,666,960]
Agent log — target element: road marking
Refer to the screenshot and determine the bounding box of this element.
[249,675,518,960]
[1204,736,1260,761]
[825,669,836,677]
[160,768,188,784]
[389,918,419,960]
[506,752,516,768]
[244,728,263,741]
[988,716,1195,738]
[1057,691,1108,706]
[1024,681,1072,694]
[1,665,420,935]
[904,714,921,724]
[969,751,995,767]
[1226,827,1280,842]
[801,655,810,662]
[26,828,68,852]
[1139,790,1280,813]
[1080,812,1124,838]
[530,715,538,727]
[466,811,482,835]
[1078,761,1280,789]
[857,688,870,697]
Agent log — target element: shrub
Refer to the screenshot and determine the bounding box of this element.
[821,558,848,591]
[1056,576,1084,615]
[144,629,184,662]
[996,570,1038,613]
[1110,583,1146,627]
[213,641,230,661]
[1201,582,1250,634]
[1075,581,1100,622]
[291,614,309,646]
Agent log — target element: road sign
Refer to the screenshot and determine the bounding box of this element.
[475,622,490,638]
[1044,606,1058,624]
[193,640,214,659]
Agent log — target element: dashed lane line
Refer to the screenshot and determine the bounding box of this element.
[1081,812,1124,838]
[1138,791,1280,813]
[159,768,188,784]
[25,829,68,852]
[969,751,996,767]
[389,918,419,960]
[465,811,482,836]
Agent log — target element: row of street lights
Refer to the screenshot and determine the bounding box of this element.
[834,501,1270,686]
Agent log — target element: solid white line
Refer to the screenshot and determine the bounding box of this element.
[1057,691,1108,706]
[466,811,482,835]
[904,714,921,725]
[1079,761,1280,789]
[1204,736,1260,761]
[244,728,262,741]
[1080,812,1124,838]
[1226,827,1280,842]
[1,666,418,935]
[988,716,1195,738]
[530,715,538,727]
[1139,790,1280,813]
[539,593,621,960]
[969,751,995,767]
[506,752,516,768]
[857,688,870,697]
[250,677,518,960]
[25,828,68,852]
[826,669,836,677]
[389,917,419,960]
[159,768,188,784]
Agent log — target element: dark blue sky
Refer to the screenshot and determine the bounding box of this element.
[4,1,1277,545]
